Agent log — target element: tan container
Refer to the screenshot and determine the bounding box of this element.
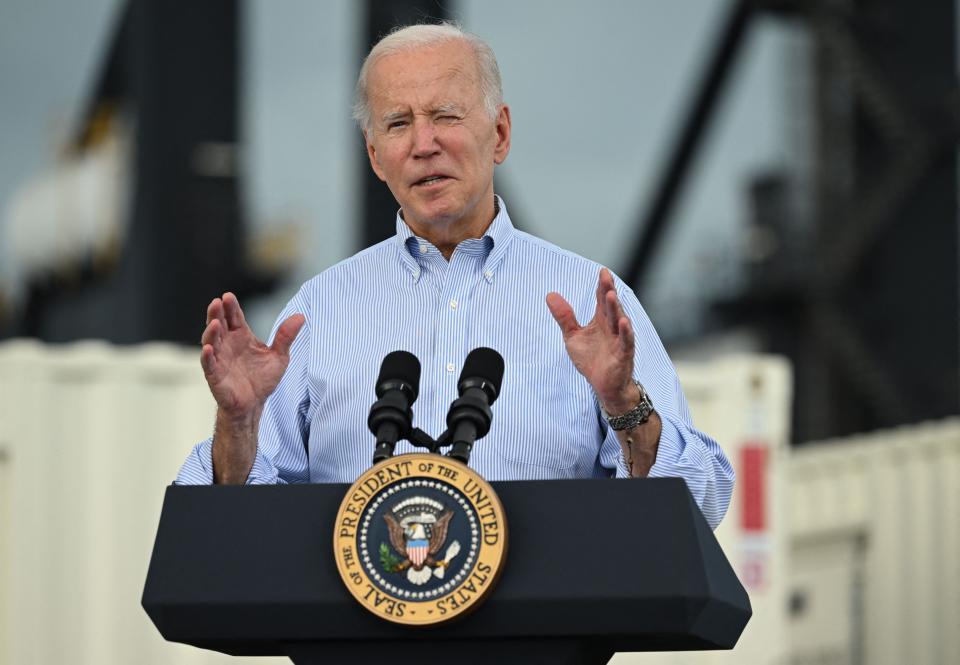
[789,421,960,665]
[0,340,287,665]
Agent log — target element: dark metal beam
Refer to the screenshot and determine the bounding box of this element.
[621,0,756,292]
[358,1,455,249]
[14,0,282,344]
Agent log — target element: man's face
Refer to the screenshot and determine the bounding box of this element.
[363,40,511,235]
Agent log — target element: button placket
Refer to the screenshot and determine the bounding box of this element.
[435,255,473,419]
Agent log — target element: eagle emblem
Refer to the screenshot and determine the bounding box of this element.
[381,496,462,585]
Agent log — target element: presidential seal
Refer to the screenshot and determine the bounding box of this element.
[333,453,508,625]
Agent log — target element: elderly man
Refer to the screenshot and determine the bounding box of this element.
[177,23,734,529]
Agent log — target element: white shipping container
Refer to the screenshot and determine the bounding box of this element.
[788,422,960,665]
[614,355,793,665]
[14,342,959,665]
[0,340,287,665]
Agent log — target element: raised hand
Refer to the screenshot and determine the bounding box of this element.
[546,268,638,415]
[200,292,305,417]
[199,292,305,484]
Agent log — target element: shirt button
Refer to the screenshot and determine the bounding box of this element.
[484,271,493,279]
[449,299,458,310]
[446,362,455,373]
[420,244,429,253]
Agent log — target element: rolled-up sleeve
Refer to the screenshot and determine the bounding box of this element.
[644,415,733,529]
[174,437,284,485]
[598,277,735,529]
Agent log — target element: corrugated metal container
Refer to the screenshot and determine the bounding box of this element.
[0,340,287,665]
[613,355,793,665]
[788,421,960,665]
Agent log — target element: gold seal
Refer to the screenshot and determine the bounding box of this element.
[333,453,508,626]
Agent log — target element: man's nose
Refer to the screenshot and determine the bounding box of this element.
[411,119,440,157]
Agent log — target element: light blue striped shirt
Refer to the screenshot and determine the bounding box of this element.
[176,198,734,528]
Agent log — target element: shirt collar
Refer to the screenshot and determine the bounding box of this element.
[393,195,515,283]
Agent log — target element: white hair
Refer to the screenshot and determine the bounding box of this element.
[352,22,503,132]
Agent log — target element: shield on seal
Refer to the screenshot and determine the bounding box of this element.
[406,538,429,567]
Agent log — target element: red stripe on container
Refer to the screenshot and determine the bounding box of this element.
[740,445,767,532]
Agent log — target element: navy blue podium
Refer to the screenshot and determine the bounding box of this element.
[143,478,750,664]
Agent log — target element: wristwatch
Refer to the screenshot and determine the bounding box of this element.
[601,380,654,431]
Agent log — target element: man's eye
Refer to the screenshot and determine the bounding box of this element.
[387,121,407,130]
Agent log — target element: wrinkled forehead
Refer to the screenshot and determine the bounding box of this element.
[366,41,482,112]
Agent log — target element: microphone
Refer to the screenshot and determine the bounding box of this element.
[369,351,421,464]
[446,347,505,464]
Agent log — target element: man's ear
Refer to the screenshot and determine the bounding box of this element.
[365,130,387,182]
[493,104,512,165]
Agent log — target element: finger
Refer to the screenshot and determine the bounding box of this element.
[596,268,618,333]
[618,316,635,359]
[595,271,606,304]
[546,292,581,337]
[271,313,306,357]
[598,267,617,298]
[200,318,222,347]
[206,298,223,326]
[212,296,228,333]
[599,267,615,290]
[200,343,218,377]
[222,292,247,331]
[604,289,624,336]
[594,270,609,314]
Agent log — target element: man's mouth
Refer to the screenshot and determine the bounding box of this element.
[414,175,451,187]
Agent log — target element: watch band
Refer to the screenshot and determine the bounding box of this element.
[602,380,654,431]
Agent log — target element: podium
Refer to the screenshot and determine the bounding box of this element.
[142,478,750,665]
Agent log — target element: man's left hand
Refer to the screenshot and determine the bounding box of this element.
[546,267,640,414]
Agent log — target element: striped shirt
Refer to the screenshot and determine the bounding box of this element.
[176,197,734,528]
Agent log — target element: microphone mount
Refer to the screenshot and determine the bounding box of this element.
[369,348,504,468]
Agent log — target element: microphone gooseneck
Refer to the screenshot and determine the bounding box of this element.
[369,351,421,464]
[447,347,505,465]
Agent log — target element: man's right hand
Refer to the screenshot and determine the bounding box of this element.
[200,292,305,484]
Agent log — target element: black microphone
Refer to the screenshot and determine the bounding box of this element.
[447,347,505,464]
[369,351,421,464]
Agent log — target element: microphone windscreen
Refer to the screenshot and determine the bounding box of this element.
[377,350,421,399]
[459,347,505,397]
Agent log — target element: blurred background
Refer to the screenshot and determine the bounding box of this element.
[0,0,957,664]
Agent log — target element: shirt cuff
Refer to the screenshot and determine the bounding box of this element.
[174,437,281,485]
[644,412,732,530]
[647,412,710,502]
[607,415,688,480]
